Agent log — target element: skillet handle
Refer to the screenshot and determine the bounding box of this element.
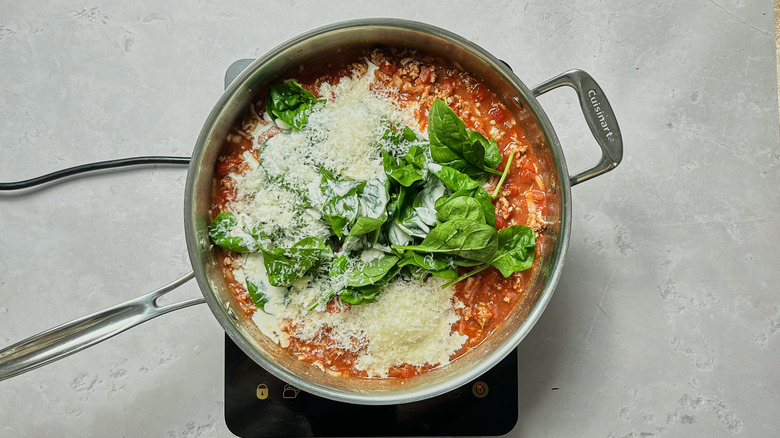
[532,69,623,186]
[0,272,203,381]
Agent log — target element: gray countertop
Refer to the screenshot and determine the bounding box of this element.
[1,2,778,437]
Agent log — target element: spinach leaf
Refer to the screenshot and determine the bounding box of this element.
[462,136,486,170]
[208,212,256,253]
[427,99,502,177]
[428,163,480,192]
[397,252,458,279]
[442,225,536,287]
[262,237,333,287]
[329,254,349,278]
[357,179,389,217]
[385,220,412,247]
[246,280,269,313]
[395,176,446,237]
[389,164,425,187]
[405,144,431,169]
[436,196,486,224]
[473,186,497,227]
[265,81,322,130]
[319,171,360,237]
[393,185,428,238]
[398,251,450,271]
[434,186,495,227]
[490,151,515,199]
[384,185,412,246]
[468,130,502,169]
[429,268,458,279]
[320,173,388,239]
[450,257,485,267]
[349,179,390,237]
[339,287,376,305]
[428,99,472,171]
[414,176,446,217]
[382,129,427,187]
[249,223,274,248]
[393,219,498,263]
[340,262,401,306]
[350,217,386,238]
[346,255,400,288]
[381,123,427,151]
[322,254,401,306]
[387,185,407,220]
[490,225,537,277]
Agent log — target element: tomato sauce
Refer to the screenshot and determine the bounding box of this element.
[211,47,548,378]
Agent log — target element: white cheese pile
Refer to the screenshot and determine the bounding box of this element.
[226,61,466,377]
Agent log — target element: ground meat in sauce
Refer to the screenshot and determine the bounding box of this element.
[211,47,548,378]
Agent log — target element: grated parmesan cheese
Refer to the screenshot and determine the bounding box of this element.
[250,276,466,377]
[231,59,468,377]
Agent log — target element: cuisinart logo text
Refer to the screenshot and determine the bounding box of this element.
[588,89,616,142]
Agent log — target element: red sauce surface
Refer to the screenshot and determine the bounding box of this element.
[211,48,548,378]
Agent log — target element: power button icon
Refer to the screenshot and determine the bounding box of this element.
[472,381,489,398]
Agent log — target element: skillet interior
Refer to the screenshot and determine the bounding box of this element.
[184,18,571,405]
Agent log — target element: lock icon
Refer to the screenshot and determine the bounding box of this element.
[256,383,269,400]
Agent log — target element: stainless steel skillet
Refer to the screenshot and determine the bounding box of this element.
[0,19,622,405]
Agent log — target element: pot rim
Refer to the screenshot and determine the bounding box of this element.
[184,18,572,405]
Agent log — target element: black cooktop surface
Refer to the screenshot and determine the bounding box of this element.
[224,335,518,438]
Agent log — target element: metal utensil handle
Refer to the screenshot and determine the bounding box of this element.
[0,272,203,381]
[532,69,623,186]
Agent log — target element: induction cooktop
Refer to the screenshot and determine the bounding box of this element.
[224,335,518,438]
[221,59,519,438]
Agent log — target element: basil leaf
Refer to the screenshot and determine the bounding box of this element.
[246,280,269,313]
[262,237,333,287]
[490,225,536,277]
[393,219,498,263]
[208,212,256,253]
[265,81,322,130]
[436,196,486,224]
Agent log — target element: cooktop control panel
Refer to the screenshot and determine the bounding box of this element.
[223,335,518,437]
